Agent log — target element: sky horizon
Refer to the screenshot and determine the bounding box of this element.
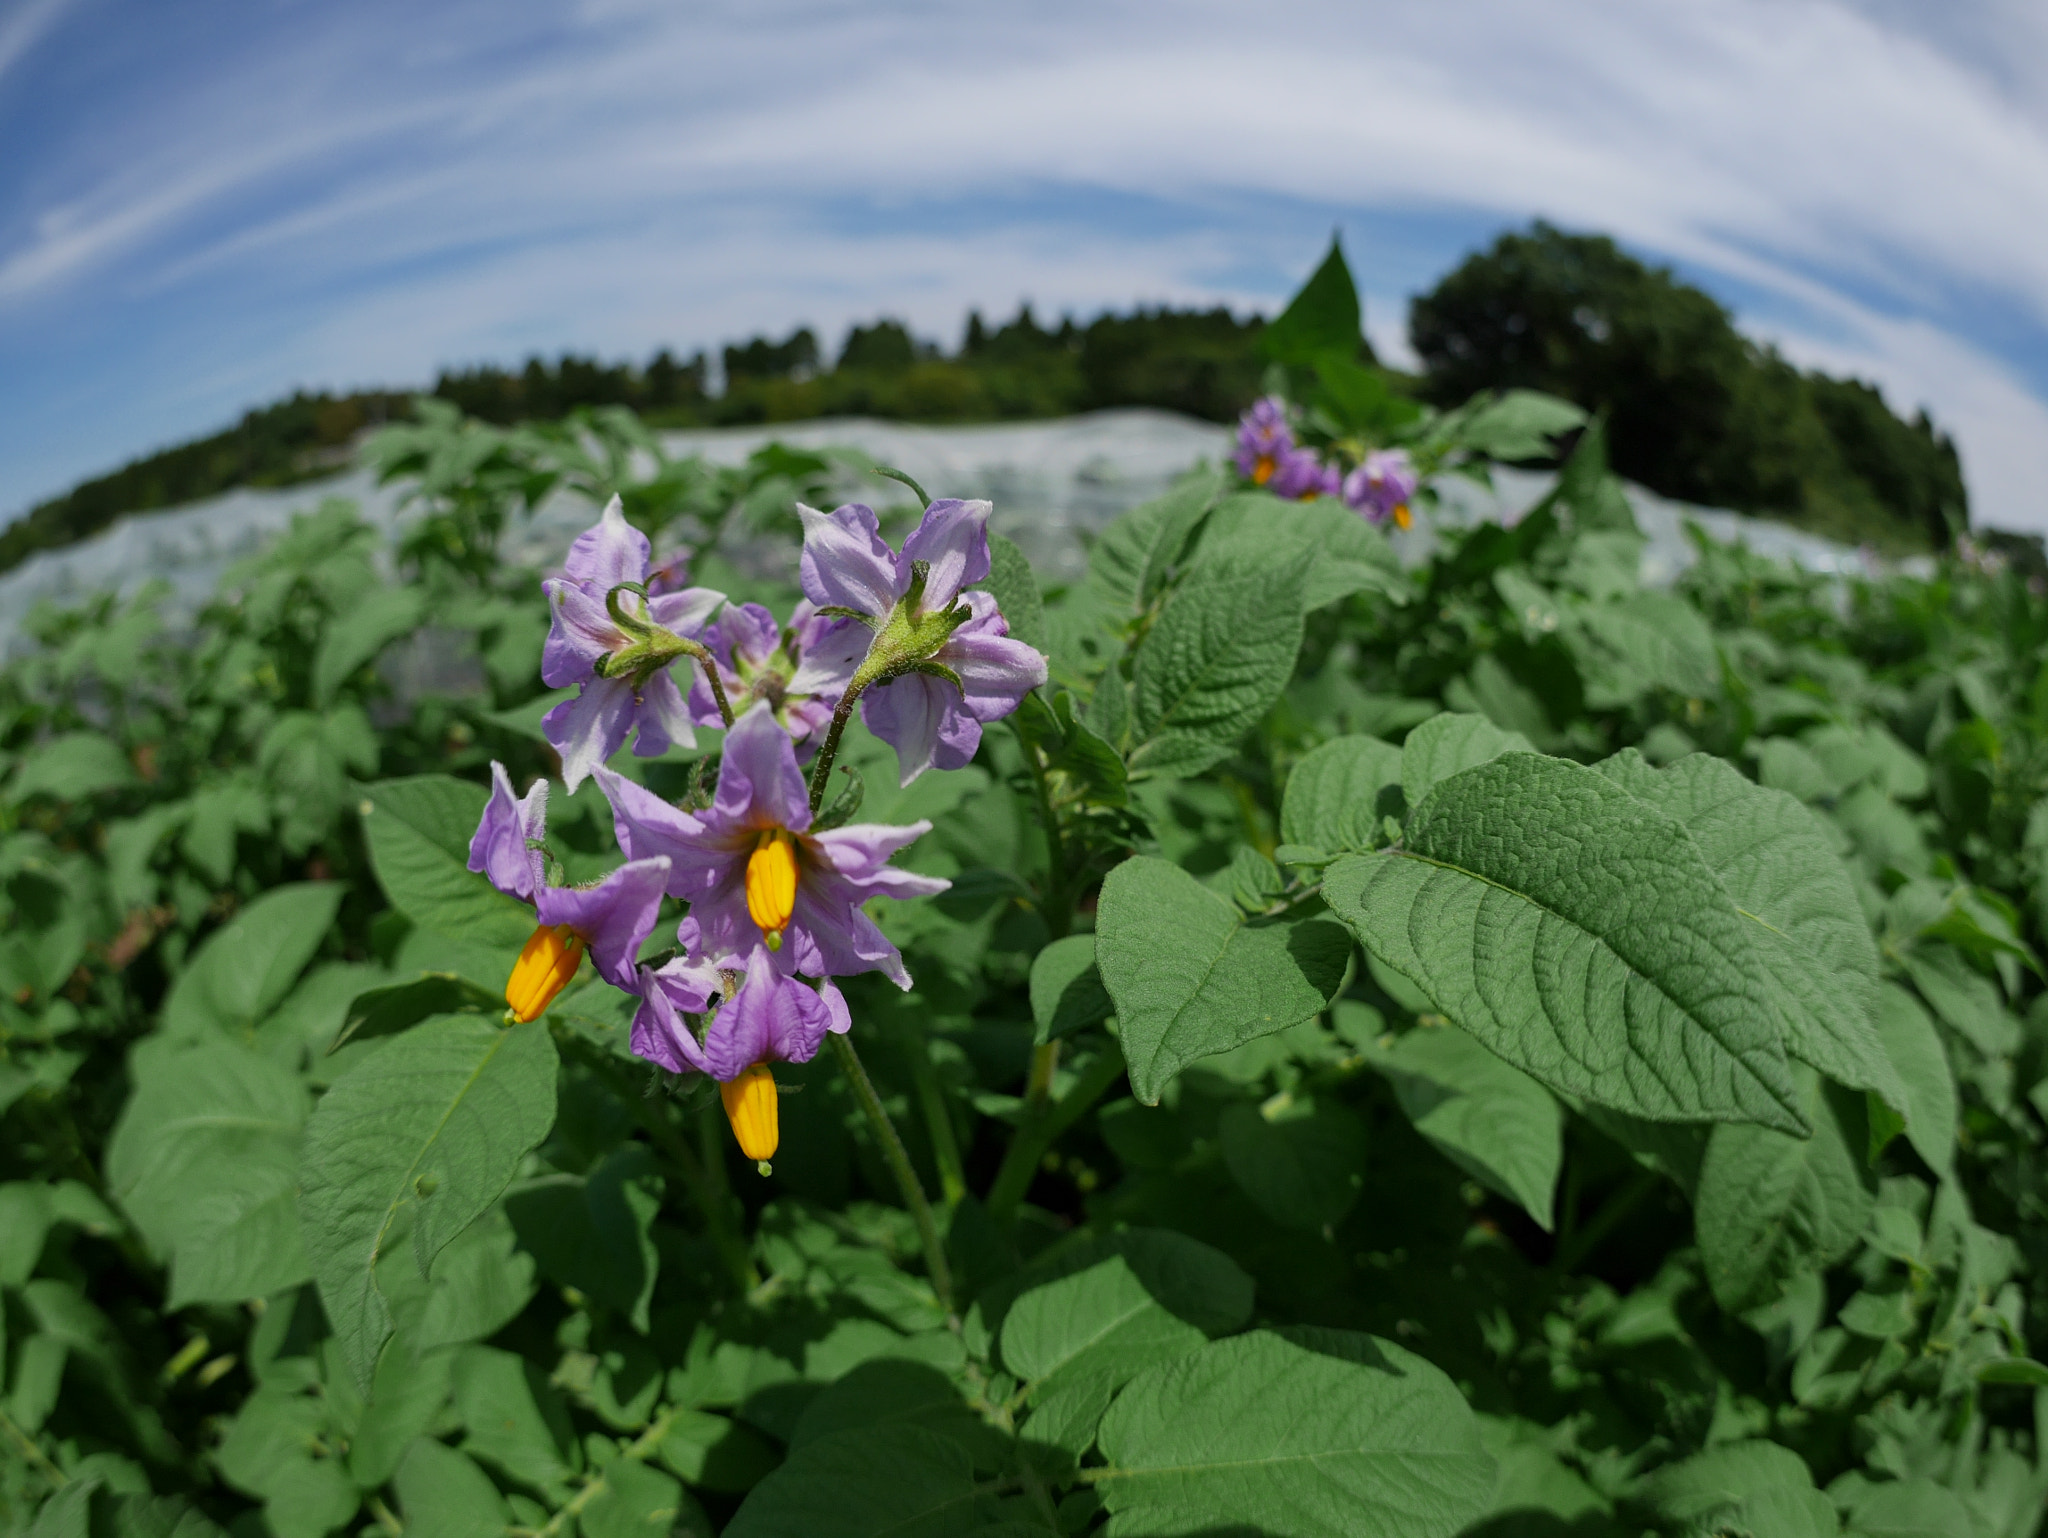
[4,0,2047,533]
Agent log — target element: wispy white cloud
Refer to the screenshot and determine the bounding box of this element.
[0,0,75,88]
[1,0,2045,531]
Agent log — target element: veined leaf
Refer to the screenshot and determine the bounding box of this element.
[978,533,1046,655]
[1694,1070,1874,1312]
[1096,856,1351,1103]
[1399,712,1532,807]
[1281,734,1403,854]
[1594,750,1905,1119]
[1093,1328,1495,1538]
[160,882,341,1041]
[1128,555,1308,778]
[1087,465,1227,613]
[1372,1026,1562,1230]
[106,1037,311,1306]
[312,585,424,706]
[358,776,533,950]
[1324,753,1806,1134]
[298,1015,557,1391]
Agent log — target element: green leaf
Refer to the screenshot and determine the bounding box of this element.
[391,1438,511,1538]
[8,732,137,801]
[1087,465,1227,613]
[358,776,534,950]
[1450,389,1588,461]
[348,1344,456,1489]
[298,1016,558,1391]
[1028,935,1113,1046]
[1195,493,1406,612]
[312,585,425,706]
[659,1407,781,1491]
[105,1038,311,1306]
[1219,1097,1368,1229]
[1903,945,2020,1056]
[1000,1231,1252,1410]
[978,533,1046,656]
[504,1144,662,1332]
[1096,856,1352,1103]
[451,1344,580,1497]
[1594,751,1905,1119]
[1872,985,1954,1176]
[1128,555,1308,778]
[1324,754,1806,1134]
[1093,1328,1495,1538]
[1634,1440,1823,1531]
[1371,1026,1563,1229]
[333,972,501,1053]
[1568,593,1718,707]
[1261,238,1362,365]
[1695,1071,1875,1312]
[581,1459,691,1538]
[1398,712,1532,807]
[1281,734,1403,854]
[724,1426,991,1538]
[1977,1358,2048,1386]
[1843,1478,1973,1538]
[160,883,342,1041]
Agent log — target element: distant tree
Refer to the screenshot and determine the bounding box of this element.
[723,328,820,384]
[1409,222,1966,547]
[838,319,923,373]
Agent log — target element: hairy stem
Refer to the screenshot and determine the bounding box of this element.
[1552,1167,1660,1275]
[830,1032,954,1315]
[675,638,736,728]
[1009,718,1071,940]
[986,1040,1127,1222]
[528,1402,686,1538]
[806,683,871,814]
[897,1019,968,1205]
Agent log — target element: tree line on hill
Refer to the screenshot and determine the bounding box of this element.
[0,224,1976,576]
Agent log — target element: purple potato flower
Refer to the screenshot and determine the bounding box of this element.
[686,599,842,751]
[468,760,672,1001]
[1234,396,1294,487]
[593,701,948,988]
[796,498,1048,785]
[629,945,850,1082]
[1342,449,1420,528]
[1270,446,1341,502]
[541,496,725,790]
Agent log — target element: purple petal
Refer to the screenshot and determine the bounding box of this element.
[535,856,672,988]
[592,765,731,897]
[860,672,949,786]
[648,585,724,639]
[629,954,726,1075]
[716,700,814,833]
[785,878,914,988]
[818,977,851,1035]
[563,495,651,592]
[787,614,869,697]
[935,596,1047,723]
[541,580,625,688]
[717,602,782,669]
[798,503,902,619]
[467,761,546,902]
[706,949,835,1078]
[545,676,639,791]
[900,499,992,609]
[630,669,697,757]
[809,820,935,883]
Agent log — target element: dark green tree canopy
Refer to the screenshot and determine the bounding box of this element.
[1410,222,1967,549]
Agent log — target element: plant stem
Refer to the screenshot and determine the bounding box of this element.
[676,638,735,728]
[829,1032,954,1314]
[986,1040,1127,1222]
[0,1406,63,1487]
[1008,719,1071,939]
[1551,1168,1659,1274]
[807,684,867,814]
[530,1401,685,1538]
[896,1018,968,1205]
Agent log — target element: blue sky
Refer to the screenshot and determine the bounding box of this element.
[5,0,2048,530]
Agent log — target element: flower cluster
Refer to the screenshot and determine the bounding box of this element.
[1232,395,1418,529]
[472,493,1047,1162]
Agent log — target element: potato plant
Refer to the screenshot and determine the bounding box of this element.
[1,255,2044,1538]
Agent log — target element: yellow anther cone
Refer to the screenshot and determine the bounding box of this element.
[506,923,584,1023]
[745,829,798,949]
[721,1064,780,1161]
